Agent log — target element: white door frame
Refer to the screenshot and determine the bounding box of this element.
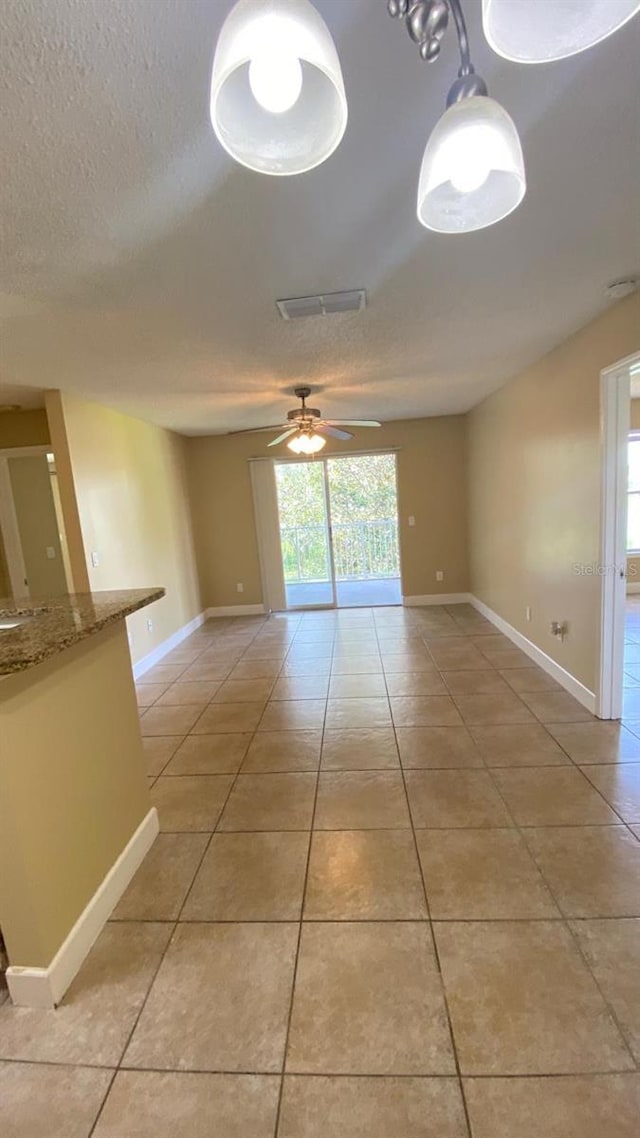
[598,351,640,718]
[320,459,338,609]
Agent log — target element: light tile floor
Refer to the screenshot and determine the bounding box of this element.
[1,602,640,1136]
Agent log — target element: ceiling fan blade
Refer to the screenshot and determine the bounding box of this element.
[268,428,300,446]
[322,419,382,428]
[318,425,354,441]
[227,424,288,436]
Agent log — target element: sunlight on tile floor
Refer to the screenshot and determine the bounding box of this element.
[1,602,639,1136]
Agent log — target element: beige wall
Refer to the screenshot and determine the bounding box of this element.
[186,416,469,608]
[8,455,67,596]
[47,391,201,663]
[468,293,640,693]
[0,623,149,967]
[0,408,50,449]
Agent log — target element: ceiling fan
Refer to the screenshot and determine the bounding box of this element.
[228,387,382,454]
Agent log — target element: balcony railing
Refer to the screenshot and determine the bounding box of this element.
[281,519,400,583]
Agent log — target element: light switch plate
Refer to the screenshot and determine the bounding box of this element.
[91,551,99,567]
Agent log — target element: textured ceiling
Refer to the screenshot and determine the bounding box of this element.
[1,0,639,434]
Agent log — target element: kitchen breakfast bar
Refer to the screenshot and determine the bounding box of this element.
[0,589,163,1008]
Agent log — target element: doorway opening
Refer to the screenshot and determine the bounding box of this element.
[274,453,402,609]
[0,446,72,599]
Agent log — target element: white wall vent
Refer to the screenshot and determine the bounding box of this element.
[276,289,366,320]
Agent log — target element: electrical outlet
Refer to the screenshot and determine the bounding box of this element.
[435,570,444,582]
[45,546,56,559]
[525,606,532,622]
[147,619,153,633]
[237,582,244,594]
[408,516,416,527]
[90,551,99,568]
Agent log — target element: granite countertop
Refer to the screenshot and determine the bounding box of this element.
[0,588,165,675]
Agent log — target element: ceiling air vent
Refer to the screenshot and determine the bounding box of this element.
[277,289,366,320]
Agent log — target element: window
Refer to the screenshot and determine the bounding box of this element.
[627,433,640,552]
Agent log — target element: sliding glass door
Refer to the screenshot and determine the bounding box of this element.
[274,460,336,608]
[274,453,401,609]
[327,454,402,607]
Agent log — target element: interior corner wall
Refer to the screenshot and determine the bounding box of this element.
[185,415,470,609]
[467,293,640,695]
[47,391,202,663]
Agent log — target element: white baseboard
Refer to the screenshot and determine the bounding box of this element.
[627,583,640,594]
[132,611,206,680]
[205,604,266,618]
[403,593,472,607]
[6,807,159,1009]
[469,595,596,714]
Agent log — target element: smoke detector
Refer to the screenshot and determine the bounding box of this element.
[277,289,366,320]
[605,277,638,301]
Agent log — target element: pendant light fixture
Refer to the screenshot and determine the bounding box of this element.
[482,0,640,64]
[389,1,525,233]
[209,2,638,234]
[210,0,347,175]
[417,92,525,232]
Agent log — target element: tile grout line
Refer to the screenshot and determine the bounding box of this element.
[271,622,330,1138]
[417,608,640,1078]
[440,609,638,1070]
[1,1053,638,1079]
[89,616,275,1136]
[375,611,475,1138]
[154,760,640,776]
[108,913,636,926]
[474,721,640,1075]
[88,628,246,1137]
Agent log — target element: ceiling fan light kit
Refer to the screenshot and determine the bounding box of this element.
[211,0,638,230]
[288,431,327,454]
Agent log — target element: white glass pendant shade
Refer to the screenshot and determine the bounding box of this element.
[210,0,347,175]
[288,432,326,454]
[482,0,640,63]
[417,96,526,234]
